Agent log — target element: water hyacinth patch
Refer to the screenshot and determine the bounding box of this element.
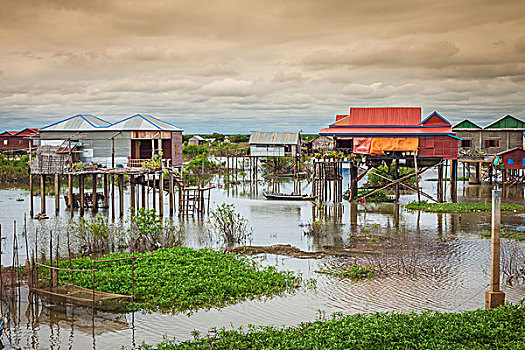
[406,201,525,213]
[54,247,302,313]
[136,302,525,349]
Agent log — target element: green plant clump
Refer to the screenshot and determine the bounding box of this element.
[55,247,300,313]
[137,302,525,349]
[406,201,525,213]
[0,153,29,182]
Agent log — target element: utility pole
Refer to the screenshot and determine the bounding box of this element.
[485,189,505,308]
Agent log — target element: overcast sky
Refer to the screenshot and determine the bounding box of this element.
[1,0,525,133]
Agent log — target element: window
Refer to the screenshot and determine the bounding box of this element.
[2,140,7,146]
[484,139,500,148]
[460,139,472,148]
[508,159,514,165]
[427,138,435,149]
[522,158,525,167]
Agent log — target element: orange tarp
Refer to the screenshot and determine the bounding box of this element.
[369,138,419,155]
[353,138,372,154]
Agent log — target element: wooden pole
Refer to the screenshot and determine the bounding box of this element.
[111,174,115,219]
[141,181,146,209]
[92,173,98,212]
[80,174,85,217]
[394,158,400,203]
[152,173,157,211]
[169,172,174,216]
[103,174,109,208]
[437,162,444,203]
[68,173,73,217]
[450,159,458,203]
[40,174,46,214]
[485,189,505,308]
[159,171,164,217]
[119,174,124,218]
[350,161,358,200]
[414,154,421,204]
[130,175,135,216]
[54,174,60,215]
[29,173,34,218]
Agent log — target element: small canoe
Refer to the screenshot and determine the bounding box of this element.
[263,191,316,201]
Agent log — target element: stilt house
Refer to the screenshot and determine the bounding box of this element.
[249,131,301,157]
[319,107,459,162]
[453,115,525,157]
[33,114,183,174]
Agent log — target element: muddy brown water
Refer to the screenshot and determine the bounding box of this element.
[0,167,524,349]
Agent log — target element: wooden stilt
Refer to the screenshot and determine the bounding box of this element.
[152,173,157,211]
[130,175,135,216]
[141,182,146,209]
[159,171,164,217]
[414,154,421,204]
[111,174,115,219]
[169,173,174,216]
[437,162,444,203]
[54,174,60,215]
[350,161,358,200]
[119,174,124,218]
[394,158,400,203]
[92,173,98,212]
[40,174,46,214]
[30,173,34,218]
[68,174,73,217]
[80,174,85,217]
[450,159,458,203]
[103,174,109,208]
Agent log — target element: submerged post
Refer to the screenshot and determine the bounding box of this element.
[485,189,505,308]
[119,174,124,218]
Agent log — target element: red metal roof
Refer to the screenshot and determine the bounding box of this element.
[332,107,421,127]
[320,126,454,136]
[497,146,525,156]
[15,128,39,136]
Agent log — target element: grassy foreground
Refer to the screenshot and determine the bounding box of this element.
[137,303,525,349]
[406,201,525,213]
[55,247,302,313]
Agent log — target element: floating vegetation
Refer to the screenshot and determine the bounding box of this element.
[426,177,469,181]
[406,200,525,213]
[316,264,376,279]
[479,229,525,241]
[303,220,327,236]
[136,302,525,349]
[55,247,301,313]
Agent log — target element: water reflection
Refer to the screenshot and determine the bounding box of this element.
[0,168,524,348]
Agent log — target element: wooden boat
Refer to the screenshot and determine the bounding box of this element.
[263,191,316,201]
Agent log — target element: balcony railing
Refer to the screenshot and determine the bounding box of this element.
[127,158,171,169]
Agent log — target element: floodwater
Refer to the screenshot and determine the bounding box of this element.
[0,166,524,349]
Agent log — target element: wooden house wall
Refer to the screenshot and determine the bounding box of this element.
[0,136,31,150]
[501,149,525,169]
[418,135,458,160]
[171,131,183,167]
[39,130,132,165]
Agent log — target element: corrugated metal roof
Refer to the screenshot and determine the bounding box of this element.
[107,114,182,131]
[320,126,454,135]
[333,107,421,126]
[249,131,300,145]
[40,114,111,131]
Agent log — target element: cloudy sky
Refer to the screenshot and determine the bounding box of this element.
[1,0,525,133]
